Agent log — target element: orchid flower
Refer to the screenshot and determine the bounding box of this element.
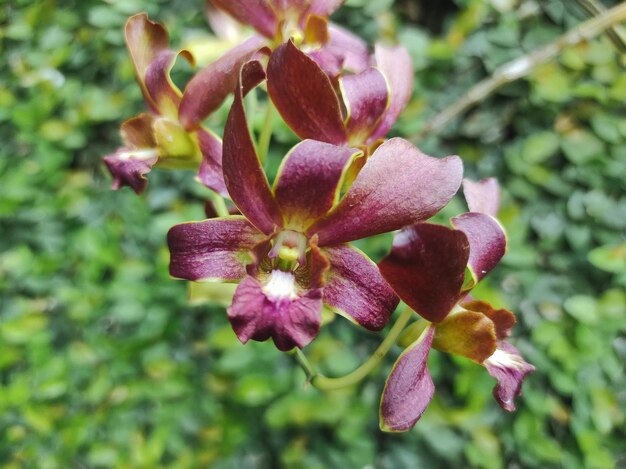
[167,61,464,351]
[267,40,413,151]
[103,14,229,195]
[377,178,535,432]
[177,0,370,130]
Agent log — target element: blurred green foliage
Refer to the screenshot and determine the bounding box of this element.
[1,0,625,467]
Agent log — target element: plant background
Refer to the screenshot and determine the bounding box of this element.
[1,0,625,467]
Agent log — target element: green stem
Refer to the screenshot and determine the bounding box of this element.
[294,308,415,391]
[257,101,275,164]
[210,192,230,218]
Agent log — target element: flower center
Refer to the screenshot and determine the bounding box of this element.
[268,230,308,271]
[262,269,299,301]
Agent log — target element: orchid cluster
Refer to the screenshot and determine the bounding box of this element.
[103,1,534,432]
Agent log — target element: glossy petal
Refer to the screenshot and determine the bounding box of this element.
[340,67,389,144]
[211,0,277,37]
[267,40,347,145]
[378,223,469,323]
[322,244,398,331]
[179,35,268,130]
[462,177,500,217]
[370,44,414,140]
[125,14,192,116]
[451,212,507,285]
[103,148,158,194]
[222,61,283,234]
[463,300,516,340]
[273,140,361,229]
[484,342,535,412]
[380,326,435,432]
[433,310,497,363]
[196,128,227,195]
[167,216,264,281]
[308,138,463,246]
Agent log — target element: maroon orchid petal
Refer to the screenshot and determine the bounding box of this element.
[267,40,347,145]
[144,48,194,119]
[167,216,264,281]
[484,342,535,412]
[223,61,283,235]
[322,244,398,331]
[380,326,435,432]
[379,223,469,323]
[196,128,227,196]
[274,140,361,230]
[211,0,277,38]
[179,36,268,130]
[451,212,507,285]
[370,44,414,141]
[340,67,389,144]
[308,138,463,246]
[325,24,370,73]
[462,300,516,340]
[432,310,497,364]
[103,147,158,194]
[227,274,323,351]
[462,177,500,217]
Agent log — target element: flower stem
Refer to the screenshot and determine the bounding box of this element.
[293,307,415,391]
[257,101,275,165]
[210,192,230,218]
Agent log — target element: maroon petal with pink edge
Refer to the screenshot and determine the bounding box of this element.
[179,36,268,130]
[380,326,435,432]
[308,138,463,246]
[167,216,264,281]
[451,212,506,284]
[325,24,371,73]
[322,244,398,331]
[196,128,227,196]
[222,61,283,235]
[462,177,500,217]
[103,147,158,194]
[370,44,414,141]
[211,0,277,38]
[378,223,469,323]
[125,13,169,113]
[274,140,361,230]
[227,274,323,351]
[484,342,535,412]
[341,67,389,144]
[267,40,347,145]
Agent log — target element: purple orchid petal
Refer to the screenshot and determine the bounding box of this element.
[324,24,370,74]
[228,274,323,351]
[222,60,283,235]
[103,147,158,194]
[451,212,507,285]
[340,67,389,144]
[369,44,413,141]
[210,0,277,38]
[462,177,500,217]
[273,140,361,230]
[307,138,463,246]
[179,35,268,130]
[432,310,497,363]
[484,342,535,412]
[267,40,347,145]
[125,14,193,117]
[308,0,343,16]
[380,326,435,432]
[196,128,227,196]
[462,300,516,340]
[167,216,265,281]
[322,244,398,331]
[378,223,469,323]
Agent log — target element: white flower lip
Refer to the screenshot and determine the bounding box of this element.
[262,270,299,301]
